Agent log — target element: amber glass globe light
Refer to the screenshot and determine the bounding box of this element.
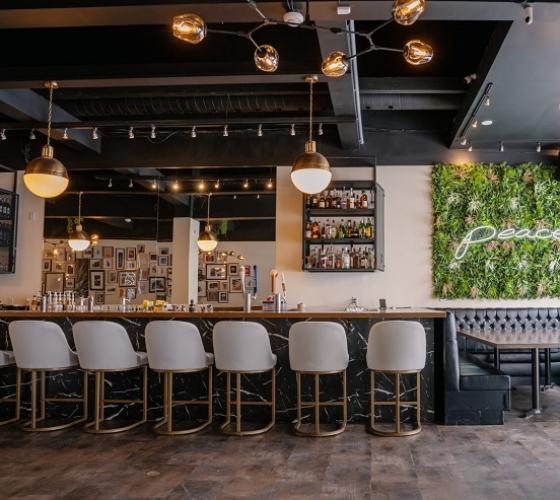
[321,51,349,78]
[198,225,218,252]
[403,40,433,65]
[254,45,279,72]
[392,0,426,25]
[172,13,207,44]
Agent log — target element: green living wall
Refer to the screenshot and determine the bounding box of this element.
[432,163,560,299]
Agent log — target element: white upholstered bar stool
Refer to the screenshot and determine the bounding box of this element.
[73,321,148,434]
[367,321,426,437]
[289,322,349,437]
[8,321,87,431]
[213,321,276,436]
[0,350,21,426]
[145,321,213,435]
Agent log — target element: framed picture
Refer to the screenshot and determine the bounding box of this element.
[92,246,103,259]
[115,248,125,270]
[55,248,66,261]
[230,277,243,293]
[125,287,136,300]
[105,285,118,295]
[204,253,215,264]
[207,281,220,292]
[219,280,228,292]
[126,247,137,261]
[149,264,158,276]
[157,267,167,277]
[66,263,75,276]
[245,277,256,290]
[42,259,52,272]
[149,253,157,262]
[206,264,227,280]
[89,270,105,291]
[106,270,118,285]
[149,276,166,293]
[83,248,93,259]
[160,247,170,256]
[207,291,219,302]
[102,246,114,258]
[137,244,146,254]
[158,255,169,267]
[138,280,148,295]
[102,258,114,270]
[228,263,239,276]
[241,265,252,276]
[198,281,207,296]
[94,292,105,306]
[89,259,102,270]
[45,273,65,293]
[138,253,149,268]
[53,261,65,273]
[126,260,137,270]
[65,277,75,290]
[119,271,137,287]
[138,268,148,280]
[218,291,228,303]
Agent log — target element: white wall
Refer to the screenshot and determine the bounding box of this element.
[276,165,560,309]
[0,172,45,304]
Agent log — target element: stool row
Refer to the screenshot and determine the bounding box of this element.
[0,320,426,437]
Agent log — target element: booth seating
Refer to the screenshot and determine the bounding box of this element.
[0,350,20,426]
[453,308,560,385]
[444,313,510,425]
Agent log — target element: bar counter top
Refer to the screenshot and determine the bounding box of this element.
[0,308,445,319]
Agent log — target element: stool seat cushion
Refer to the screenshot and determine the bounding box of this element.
[0,350,14,366]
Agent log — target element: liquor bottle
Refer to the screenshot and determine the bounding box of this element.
[365,218,373,239]
[360,190,368,209]
[318,192,326,208]
[311,193,319,208]
[321,220,327,239]
[351,220,358,238]
[305,222,312,239]
[326,190,333,208]
[311,221,320,239]
[348,188,355,209]
[342,247,350,269]
[341,188,347,210]
[334,190,341,209]
[360,250,368,269]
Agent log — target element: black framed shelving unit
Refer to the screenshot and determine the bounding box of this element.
[0,188,18,274]
[302,180,384,273]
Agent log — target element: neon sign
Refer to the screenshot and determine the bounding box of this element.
[454,225,560,260]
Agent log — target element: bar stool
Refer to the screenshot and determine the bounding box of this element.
[213,321,276,436]
[73,321,148,434]
[145,321,213,435]
[289,321,349,437]
[367,321,426,437]
[8,321,87,432]
[0,350,21,426]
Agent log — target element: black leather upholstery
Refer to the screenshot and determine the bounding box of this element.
[453,308,560,333]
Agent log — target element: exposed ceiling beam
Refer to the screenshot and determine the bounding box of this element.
[316,20,362,150]
[0,1,532,30]
[360,77,466,95]
[0,89,101,153]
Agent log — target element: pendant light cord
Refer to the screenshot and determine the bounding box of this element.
[77,191,82,224]
[47,84,54,147]
[308,79,314,143]
[207,193,212,225]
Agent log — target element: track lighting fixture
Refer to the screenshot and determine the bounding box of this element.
[129,178,133,188]
[150,125,157,139]
[62,128,69,140]
[108,178,112,188]
[29,129,36,140]
[223,125,229,137]
[174,1,432,78]
[536,142,542,153]
[290,124,296,136]
[499,142,504,153]
[460,137,467,146]
[128,127,135,139]
[243,179,249,189]
[0,129,6,141]
[522,3,533,24]
[464,73,477,85]
[191,126,197,138]
[92,127,99,140]
[198,179,206,191]
[318,123,324,136]
[257,124,263,137]
[23,81,69,199]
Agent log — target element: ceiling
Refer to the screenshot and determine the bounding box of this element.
[0,1,559,237]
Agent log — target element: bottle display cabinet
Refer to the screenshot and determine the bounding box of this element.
[0,188,18,274]
[302,180,384,273]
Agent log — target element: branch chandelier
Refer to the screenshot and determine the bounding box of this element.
[172,0,433,76]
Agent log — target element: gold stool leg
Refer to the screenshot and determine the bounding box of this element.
[208,367,213,424]
[30,370,37,430]
[271,368,276,426]
[342,370,347,428]
[15,367,21,421]
[295,371,302,432]
[370,370,375,431]
[166,372,173,434]
[314,373,320,435]
[40,370,46,421]
[93,371,102,432]
[395,372,401,435]
[416,372,422,433]
[235,372,241,434]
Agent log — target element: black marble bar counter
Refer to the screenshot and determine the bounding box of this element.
[0,310,446,424]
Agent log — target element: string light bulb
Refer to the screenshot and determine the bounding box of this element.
[393,0,426,26]
[92,127,99,140]
[257,124,263,137]
[214,180,220,189]
[242,179,249,189]
[321,51,349,77]
[290,123,296,136]
[471,119,478,128]
[150,125,157,139]
[191,126,197,138]
[29,129,36,140]
[266,178,274,190]
[62,128,69,140]
[198,179,206,191]
[223,125,229,137]
[254,44,279,72]
[128,127,135,139]
[0,129,6,141]
[172,179,180,191]
[403,40,433,65]
[172,13,207,44]
[257,194,261,200]
[151,179,158,190]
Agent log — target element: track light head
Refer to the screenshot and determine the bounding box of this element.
[257,124,263,137]
[318,123,324,136]
[536,142,542,153]
[0,129,6,141]
[128,127,135,139]
[223,125,229,137]
[150,125,157,139]
[191,126,197,138]
[523,3,534,24]
[129,178,133,188]
[471,119,478,128]
[460,137,467,146]
[92,127,99,140]
[499,142,504,153]
[62,128,69,140]
[290,123,296,136]
[468,143,473,152]
[29,129,36,140]
[108,178,112,188]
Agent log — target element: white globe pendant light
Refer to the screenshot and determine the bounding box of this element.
[68,192,91,251]
[198,193,218,252]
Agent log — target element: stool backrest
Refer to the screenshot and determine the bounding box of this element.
[289,321,349,372]
[367,321,426,372]
[9,320,75,370]
[212,321,275,372]
[145,320,207,371]
[73,321,138,370]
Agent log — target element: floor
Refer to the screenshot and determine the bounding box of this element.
[2,387,560,500]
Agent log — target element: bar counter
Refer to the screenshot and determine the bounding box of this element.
[0,308,446,424]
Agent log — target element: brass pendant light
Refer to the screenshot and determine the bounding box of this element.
[290,75,332,195]
[23,81,69,199]
[198,193,218,252]
[393,0,426,25]
[172,13,207,44]
[68,191,91,251]
[403,40,433,65]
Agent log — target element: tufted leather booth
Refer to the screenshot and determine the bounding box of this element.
[453,308,560,334]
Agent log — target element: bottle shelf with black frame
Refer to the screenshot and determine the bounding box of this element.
[302,179,384,273]
[0,188,18,274]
